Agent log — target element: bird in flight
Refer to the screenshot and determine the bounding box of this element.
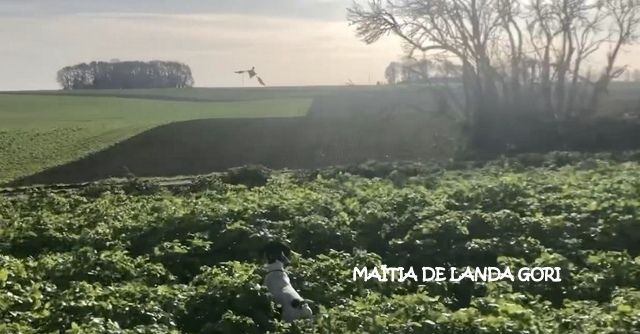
[235,66,257,78]
[234,66,266,86]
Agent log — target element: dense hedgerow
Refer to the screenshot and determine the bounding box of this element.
[1,153,640,333]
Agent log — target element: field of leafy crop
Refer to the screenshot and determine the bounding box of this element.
[1,152,640,333]
[0,93,311,183]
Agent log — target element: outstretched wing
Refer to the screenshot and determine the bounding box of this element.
[234,70,246,74]
[257,76,266,86]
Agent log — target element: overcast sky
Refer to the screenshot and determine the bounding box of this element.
[0,0,405,90]
[2,1,639,91]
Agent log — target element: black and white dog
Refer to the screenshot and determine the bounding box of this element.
[262,241,313,322]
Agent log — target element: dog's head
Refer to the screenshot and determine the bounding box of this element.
[262,240,291,265]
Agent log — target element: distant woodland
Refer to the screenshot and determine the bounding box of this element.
[57,61,194,90]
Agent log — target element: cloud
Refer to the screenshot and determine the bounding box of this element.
[0,0,350,21]
[0,13,403,90]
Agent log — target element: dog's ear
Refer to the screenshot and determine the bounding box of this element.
[278,242,291,256]
[262,241,291,264]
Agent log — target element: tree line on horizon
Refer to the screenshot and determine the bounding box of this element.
[384,57,640,85]
[385,58,464,84]
[56,60,194,90]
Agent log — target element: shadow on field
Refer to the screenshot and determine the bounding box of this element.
[11,91,458,185]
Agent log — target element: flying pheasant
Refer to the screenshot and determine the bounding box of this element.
[234,66,266,86]
[235,66,257,78]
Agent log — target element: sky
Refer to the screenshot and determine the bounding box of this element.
[0,0,404,90]
[2,1,639,91]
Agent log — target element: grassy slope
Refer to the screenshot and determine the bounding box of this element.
[0,93,311,183]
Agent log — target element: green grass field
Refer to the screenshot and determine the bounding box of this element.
[2,83,639,185]
[0,93,312,183]
[6,86,394,104]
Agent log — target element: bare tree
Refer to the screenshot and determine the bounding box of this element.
[348,0,640,146]
[348,0,508,139]
[590,0,640,108]
[566,2,607,116]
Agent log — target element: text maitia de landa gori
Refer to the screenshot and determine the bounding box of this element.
[353,266,562,282]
